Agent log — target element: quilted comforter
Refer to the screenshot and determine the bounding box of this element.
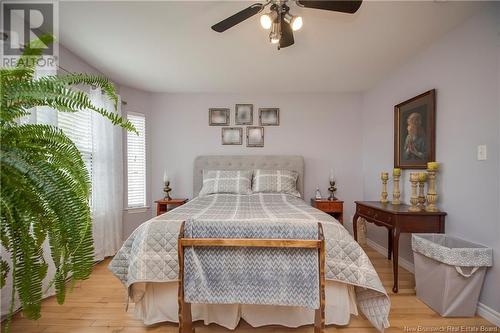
[109,193,390,331]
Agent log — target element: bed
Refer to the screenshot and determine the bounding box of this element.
[109,155,390,332]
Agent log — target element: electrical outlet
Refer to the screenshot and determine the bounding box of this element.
[477,145,487,161]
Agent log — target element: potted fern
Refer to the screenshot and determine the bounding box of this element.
[0,35,136,327]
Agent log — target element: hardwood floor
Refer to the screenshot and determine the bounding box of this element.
[4,246,496,333]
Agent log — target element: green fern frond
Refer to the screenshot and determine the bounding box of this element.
[56,73,119,109]
[0,259,9,288]
[2,77,137,133]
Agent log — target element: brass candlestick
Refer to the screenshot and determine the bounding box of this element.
[163,181,172,201]
[392,169,401,205]
[409,173,420,212]
[328,180,337,200]
[380,172,389,203]
[418,172,427,211]
[426,163,439,212]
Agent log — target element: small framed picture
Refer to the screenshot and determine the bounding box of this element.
[247,127,264,147]
[209,108,230,126]
[394,89,436,169]
[235,104,253,125]
[221,127,242,145]
[259,108,279,126]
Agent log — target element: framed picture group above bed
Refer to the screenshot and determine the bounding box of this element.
[210,105,280,147]
[394,89,436,169]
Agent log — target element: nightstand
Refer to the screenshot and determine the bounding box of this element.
[155,198,188,216]
[311,198,344,224]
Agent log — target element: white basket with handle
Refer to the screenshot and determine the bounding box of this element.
[411,234,492,317]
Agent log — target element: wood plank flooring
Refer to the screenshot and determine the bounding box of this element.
[3,246,496,333]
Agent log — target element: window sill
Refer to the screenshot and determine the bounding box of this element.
[125,206,151,214]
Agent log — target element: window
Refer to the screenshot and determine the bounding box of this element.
[58,109,94,185]
[127,112,146,208]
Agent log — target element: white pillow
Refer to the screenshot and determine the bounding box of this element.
[252,169,300,197]
[198,170,253,196]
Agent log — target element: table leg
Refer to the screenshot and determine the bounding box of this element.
[387,228,393,260]
[392,227,400,293]
[353,214,359,242]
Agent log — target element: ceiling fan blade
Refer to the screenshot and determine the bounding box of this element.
[296,1,362,14]
[280,20,294,48]
[211,3,264,33]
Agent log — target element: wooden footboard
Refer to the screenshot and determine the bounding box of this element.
[177,221,326,333]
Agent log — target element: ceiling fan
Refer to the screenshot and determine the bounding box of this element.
[211,0,362,49]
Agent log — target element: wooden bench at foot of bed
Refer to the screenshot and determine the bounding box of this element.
[177,221,326,333]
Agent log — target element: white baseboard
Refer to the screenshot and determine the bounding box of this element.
[366,238,500,326]
[476,302,500,327]
[366,238,414,273]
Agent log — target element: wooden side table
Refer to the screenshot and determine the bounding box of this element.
[311,199,344,224]
[155,198,188,216]
[353,201,446,293]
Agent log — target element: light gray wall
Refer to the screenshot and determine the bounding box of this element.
[361,7,500,312]
[59,45,102,76]
[148,92,363,229]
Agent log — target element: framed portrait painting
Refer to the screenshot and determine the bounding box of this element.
[394,89,436,169]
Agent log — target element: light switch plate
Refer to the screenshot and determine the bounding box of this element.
[477,145,487,161]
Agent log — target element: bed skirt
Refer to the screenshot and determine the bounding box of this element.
[131,280,358,329]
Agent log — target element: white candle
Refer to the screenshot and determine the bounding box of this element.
[163,170,169,183]
[329,169,334,182]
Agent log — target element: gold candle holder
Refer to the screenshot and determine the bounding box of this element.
[380,172,389,203]
[409,173,420,212]
[418,172,427,211]
[392,168,401,205]
[426,162,439,212]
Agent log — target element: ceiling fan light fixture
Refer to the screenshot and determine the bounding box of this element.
[284,13,303,31]
[260,14,272,29]
[270,34,280,44]
[260,11,277,30]
[269,21,281,44]
[211,0,363,48]
[291,16,303,31]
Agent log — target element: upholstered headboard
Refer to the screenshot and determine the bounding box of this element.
[193,155,305,197]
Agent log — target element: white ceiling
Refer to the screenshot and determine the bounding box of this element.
[59,1,482,93]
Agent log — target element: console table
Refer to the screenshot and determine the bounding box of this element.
[353,201,446,293]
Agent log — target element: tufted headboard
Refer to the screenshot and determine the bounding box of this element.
[193,155,305,197]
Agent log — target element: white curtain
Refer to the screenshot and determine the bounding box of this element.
[90,88,124,261]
